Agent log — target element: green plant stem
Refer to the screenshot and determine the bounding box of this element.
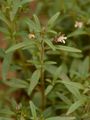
[40,39,45,110]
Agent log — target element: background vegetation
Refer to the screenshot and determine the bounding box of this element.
[0,0,90,120]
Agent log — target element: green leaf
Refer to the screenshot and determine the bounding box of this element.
[0,108,15,116]
[45,61,56,65]
[28,69,40,95]
[2,52,13,81]
[45,85,53,96]
[60,80,84,90]
[45,116,75,120]
[67,97,86,115]
[78,56,90,78]
[0,48,5,58]
[56,45,81,53]
[33,14,41,31]
[9,0,20,21]
[45,65,57,75]
[0,11,10,27]
[44,39,56,51]
[53,65,62,81]
[47,30,57,35]
[64,84,81,98]
[47,12,60,28]
[56,92,71,105]
[59,75,82,98]
[67,29,87,38]
[0,27,9,35]
[6,41,33,53]
[0,117,13,120]
[24,18,36,32]
[20,0,33,5]
[10,0,33,21]
[29,101,37,119]
[5,78,28,89]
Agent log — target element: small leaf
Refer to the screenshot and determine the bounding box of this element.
[0,48,5,58]
[45,64,57,75]
[56,92,71,105]
[45,61,56,65]
[0,117,13,120]
[56,45,81,53]
[6,41,33,53]
[45,85,53,96]
[67,97,86,115]
[33,14,41,31]
[29,101,37,119]
[2,52,13,81]
[64,84,81,98]
[10,0,33,21]
[9,0,20,21]
[60,80,84,90]
[24,18,36,32]
[0,108,15,116]
[47,12,60,28]
[28,69,40,95]
[0,11,10,27]
[0,27,9,35]
[79,56,90,78]
[21,0,33,5]
[59,75,82,98]
[5,78,28,89]
[53,65,62,81]
[45,116,75,120]
[47,30,57,35]
[67,29,87,38]
[44,39,56,51]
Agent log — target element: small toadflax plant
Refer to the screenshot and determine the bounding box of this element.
[0,0,90,120]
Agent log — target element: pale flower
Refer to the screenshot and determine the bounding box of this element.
[56,34,67,44]
[75,21,83,28]
[28,33,35,39]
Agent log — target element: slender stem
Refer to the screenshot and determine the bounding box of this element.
[40,39,45,110]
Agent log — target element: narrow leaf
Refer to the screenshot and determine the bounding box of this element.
[0,11,10,27]
[67,29,87,38]
[10,0,20,21]
[0,117,13,120]
[53,65,62,81]
[60,80,84,90]
[56,45,81,53]
[0,108,15,116]
[56,92,71,105]
[5,78,28,89]
[46,116,75,120]
[67,97,86,115]
[45,85,53,96]
[44,39,56,51]
[0,48,5,58]
[29,101,37,119]
[47,12,60,28]
[33,14,41,31]
[59,75,82,98]
[2,52,13,81]
[6,41,33,53]
[28,69,40,95]
[21,0,33,5]
[24,18,36,31]
[79,56,90,78]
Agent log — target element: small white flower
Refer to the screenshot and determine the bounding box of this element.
[56,34,67,44]
[28,33,35,39]
[16,104,21,110]
[75,21,83,28]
